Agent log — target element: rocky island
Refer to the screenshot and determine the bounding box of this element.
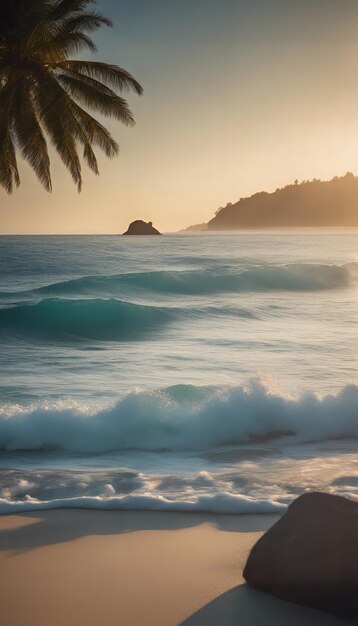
[123,220,161,235]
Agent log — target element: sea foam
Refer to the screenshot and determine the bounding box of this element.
[0,491,287,515]
[0,380,357,453]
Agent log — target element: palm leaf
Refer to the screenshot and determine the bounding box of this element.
[34,71,118,181]
[53,60,143,94]
[82,141,98,175]
[36,70,119,157]
[35,31,97,58]
[33,72,83,191]
[60,11,112,33]
[0,127,20,193]
[70,103,119,158]
[0,83,20,193]
[49,0,94,22]
[12,81,52,191]
[56,72,135,125]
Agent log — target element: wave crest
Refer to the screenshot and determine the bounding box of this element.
[28,261,358,295]
[0,298,171,341]
[2,262,357,300]
[0,380,357,452]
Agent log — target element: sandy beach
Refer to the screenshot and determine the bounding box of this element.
[0,510,353,626]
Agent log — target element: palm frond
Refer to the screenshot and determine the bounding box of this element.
[70,103,119,158]
[34,70,118,181]
[53,60,143,94]
[0,83,20,193]
[60,11,112,33]
[33,73,83,191]
[0,126,20,193]
[49,0,94,22]
[83,141,98,174]
[35,31,97,58]
[56,72,135,125]
[36,70,119,157]
[12,81,52,191]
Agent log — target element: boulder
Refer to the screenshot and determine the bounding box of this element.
[243,492,358,618]
[123,220,161,235]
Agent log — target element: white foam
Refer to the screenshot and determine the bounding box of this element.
[0,491,286,515]
[0,379,357,453]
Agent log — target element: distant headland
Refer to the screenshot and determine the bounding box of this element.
[123,220,161,235]
[184,173,358,231]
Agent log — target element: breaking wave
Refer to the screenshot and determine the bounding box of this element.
[0,492,286,516]
[2,262,358,299]
[0,380,357,453]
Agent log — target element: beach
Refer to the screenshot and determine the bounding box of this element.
[2,0,358,621]
[0,233,357,624]
[0,510,353,626]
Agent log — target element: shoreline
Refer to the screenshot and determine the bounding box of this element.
[0,510,353,626]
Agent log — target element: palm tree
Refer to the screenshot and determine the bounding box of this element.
[0,0,143,193]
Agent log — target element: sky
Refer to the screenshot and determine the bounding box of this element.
[2,0,358,233]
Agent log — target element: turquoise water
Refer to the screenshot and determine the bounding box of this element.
[0,231,357,513]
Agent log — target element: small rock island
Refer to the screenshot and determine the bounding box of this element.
[123,220,161,235]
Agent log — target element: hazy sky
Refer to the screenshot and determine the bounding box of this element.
[2,0,358,233]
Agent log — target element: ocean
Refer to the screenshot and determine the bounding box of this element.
[0,230,357,514]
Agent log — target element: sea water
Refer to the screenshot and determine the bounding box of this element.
[0,230,357,514]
